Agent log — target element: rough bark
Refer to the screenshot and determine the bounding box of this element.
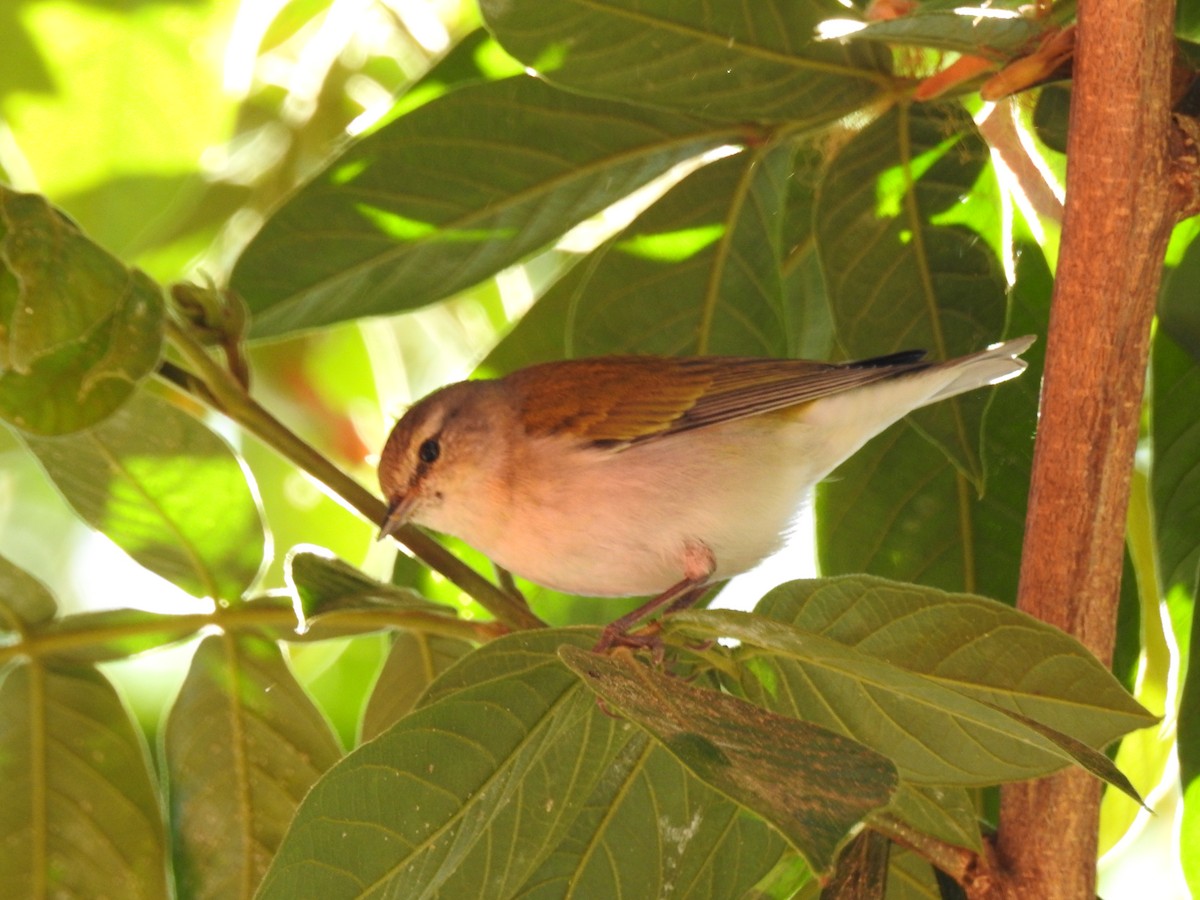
[990,1,1179,897]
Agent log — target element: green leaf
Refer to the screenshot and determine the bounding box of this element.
[672,606,1143,786]
[1161,227,1200,363]
[1154,304,1200,601]
[781,143,835,361]
[878,784,981,853]
[511,730,790,898]
[286,548,445,619]
[816,241,1049,598]
[484,142,794,363]
[165,634,341,900]
[0,662,167,899]
[1181,595,1200,896]
[560,645,898,876]
[480,0,890,124]
[0,552,57,630]
[1155,327,1200,895]
[259,630,783,898]
[0,0,238,276]
[360,630,473,741]
[232,77,738,337]
[375,28,526,124]
[815,102,1008,486]
[22,391,266,603]
[0,187,163,434]
[753,576,1154,749]
[843,8,1046,58]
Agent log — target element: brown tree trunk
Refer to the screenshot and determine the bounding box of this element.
[990,1,1179,897]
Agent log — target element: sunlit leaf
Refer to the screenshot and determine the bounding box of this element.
[560,645,898,876]
[842,8,1045,57]
[287,548,439,618]
[752,576,1154,749]
[482,142,794,368]
[166,634,341,900]
[1153,325,1200,896]
[23,391,265,603]
[0,188,163,434]
[673,604,1146,786]
[0,0,237,275]
[232,77,738,337]
[480,0,890,124]
[0,662,167,899]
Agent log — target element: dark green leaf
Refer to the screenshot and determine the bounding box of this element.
[0,187,163,434]
[815,102,1008,485]
[1151,328,1200,669]
[232,77,737,337]
[1160,227,1200,363]
[0,662,167,898]
[817,241,1048,599]
[560,645,899,876]
[753,576,1154,749]
[360,630,473,741]
[22,391,266,602]
[480,0,890,124]
[0,552,57,630]
[166,634,341,900]
[260,630,783,898]
[511,730,789,898]
[484,142,794,364]
[782,143,835,360]
[877,784,980,853]
[1033,85,1070,154]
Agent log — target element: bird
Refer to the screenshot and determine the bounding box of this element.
[378,336,1035,649]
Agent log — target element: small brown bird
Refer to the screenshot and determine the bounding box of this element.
[379,337,1034,646]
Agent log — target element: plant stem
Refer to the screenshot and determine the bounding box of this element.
[160,319,544,631]
[0,602,503,666]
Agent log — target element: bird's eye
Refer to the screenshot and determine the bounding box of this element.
[418,438,440,464]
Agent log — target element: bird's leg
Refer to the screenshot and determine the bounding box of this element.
[593,541,715,653]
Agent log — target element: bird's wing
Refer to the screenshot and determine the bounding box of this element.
[506,352,931,446]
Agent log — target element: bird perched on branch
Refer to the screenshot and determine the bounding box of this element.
[379,336,1035,649]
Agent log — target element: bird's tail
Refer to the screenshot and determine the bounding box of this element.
[926,335,1037,404]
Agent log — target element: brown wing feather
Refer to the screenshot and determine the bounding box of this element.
[504,353,931,446]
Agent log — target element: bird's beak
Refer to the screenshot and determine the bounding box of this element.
[378,495,416,542]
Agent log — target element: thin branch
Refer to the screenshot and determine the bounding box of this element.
[995,1,1180,897]
[0,603,502,666]
[160,317,544,631]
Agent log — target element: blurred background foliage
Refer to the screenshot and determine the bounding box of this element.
[0,0,1195,897]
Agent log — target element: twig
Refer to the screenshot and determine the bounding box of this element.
[160,318,545,631]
